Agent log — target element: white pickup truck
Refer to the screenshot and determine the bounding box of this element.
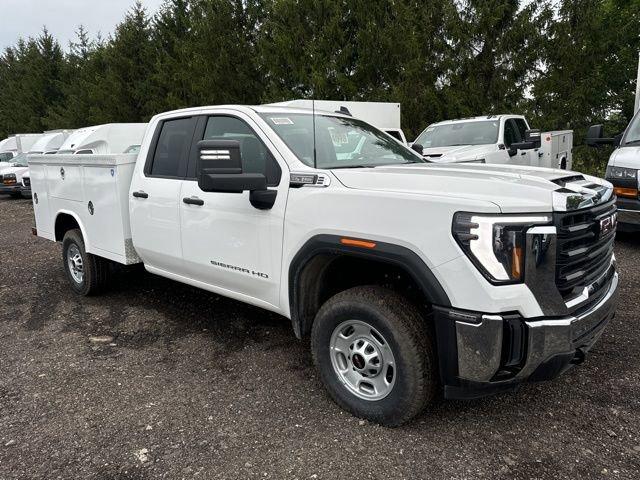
[29,105,618,426]
[412,115,573,170]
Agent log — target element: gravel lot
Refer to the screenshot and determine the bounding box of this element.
[1,196,639,480]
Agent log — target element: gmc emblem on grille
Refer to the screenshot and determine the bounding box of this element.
[599,212,617,237]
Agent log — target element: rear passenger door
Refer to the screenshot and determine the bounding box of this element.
[179,112,287,309]
[129,116,197,274]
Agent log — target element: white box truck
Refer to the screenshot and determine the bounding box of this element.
[29,104,617,426]
[412,115,573,169]
[0,134,46,167]
[268,100,407,144]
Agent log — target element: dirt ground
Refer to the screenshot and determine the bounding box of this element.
[0,196,639,479]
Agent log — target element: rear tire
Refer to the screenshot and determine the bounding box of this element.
[62,229,111,296]
[311,286,437,427]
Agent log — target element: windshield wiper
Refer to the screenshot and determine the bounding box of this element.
[624,139,640,146]
[329,165,378,169]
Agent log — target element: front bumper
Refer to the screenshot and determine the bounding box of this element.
[434,270,618,400]
[20,186,31,198]
[615,197,640,230]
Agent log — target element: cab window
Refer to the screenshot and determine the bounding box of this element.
[202,116,281,186]
[514,119,528,140]
[503,119,521,147]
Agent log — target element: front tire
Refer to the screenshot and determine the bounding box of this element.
[62,229,111,296]
[311,286,437,427]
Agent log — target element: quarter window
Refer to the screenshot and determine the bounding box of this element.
[203,116,281,186]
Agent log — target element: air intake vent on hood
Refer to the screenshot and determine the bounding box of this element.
[551,175,585,187]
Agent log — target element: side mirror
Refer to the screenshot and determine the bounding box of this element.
[524,129,541,149]
[197,139,276,209]
[411,143,424,155]
[586,124,618,148]
[585,124,604,146]
[508,146,518,157]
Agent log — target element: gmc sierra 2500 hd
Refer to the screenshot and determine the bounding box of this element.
[29,105,619,426]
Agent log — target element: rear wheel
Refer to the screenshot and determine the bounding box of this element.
[311,286,437,427]
[62,229,111,295]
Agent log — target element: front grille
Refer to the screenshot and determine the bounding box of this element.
[554,199,616,304]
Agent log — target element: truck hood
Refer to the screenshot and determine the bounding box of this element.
[421,144,493,163]
[608,146,640,169]
[0,165,28,181]
[331,163,612,213]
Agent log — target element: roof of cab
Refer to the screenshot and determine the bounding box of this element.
[152,104,351,120]
[429,114,525,127]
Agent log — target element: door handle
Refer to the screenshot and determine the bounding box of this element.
[520,152,527,156]
[183,196,204,206]
[132,191,148,199]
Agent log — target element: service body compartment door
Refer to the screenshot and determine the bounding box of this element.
[179,113,288,308]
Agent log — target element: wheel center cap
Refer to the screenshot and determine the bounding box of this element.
[352,353,365,369]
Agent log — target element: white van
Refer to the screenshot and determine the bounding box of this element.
[586,112,640,231]
[57,123,148,155]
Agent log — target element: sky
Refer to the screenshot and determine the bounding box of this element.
[0,0,165,51]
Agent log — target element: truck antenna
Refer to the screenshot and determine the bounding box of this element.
[312,98,317,169]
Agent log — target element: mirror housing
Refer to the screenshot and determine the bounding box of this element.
[586,124,618,148]
[196,139,276,209]
[411,143,424,155]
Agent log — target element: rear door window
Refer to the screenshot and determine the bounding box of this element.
[147,117,197,178]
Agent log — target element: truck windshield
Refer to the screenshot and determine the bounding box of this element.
[12,153,28,167]
[260,113,424,169]
[622,111,640,146]
[415,121,499,148]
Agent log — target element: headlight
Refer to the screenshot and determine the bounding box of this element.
[605,166,637,180]
[453,213,552,284]
[2,173,16,185]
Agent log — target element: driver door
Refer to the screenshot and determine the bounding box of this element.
[179,112,288,309]
[503,119,529,165]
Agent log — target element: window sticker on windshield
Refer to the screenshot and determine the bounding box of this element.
[270,117,294,125]
[329,129,348,146]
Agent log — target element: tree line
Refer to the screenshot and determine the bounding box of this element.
[0,0,638,174]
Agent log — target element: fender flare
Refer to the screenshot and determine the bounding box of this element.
[288,234,451,338]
